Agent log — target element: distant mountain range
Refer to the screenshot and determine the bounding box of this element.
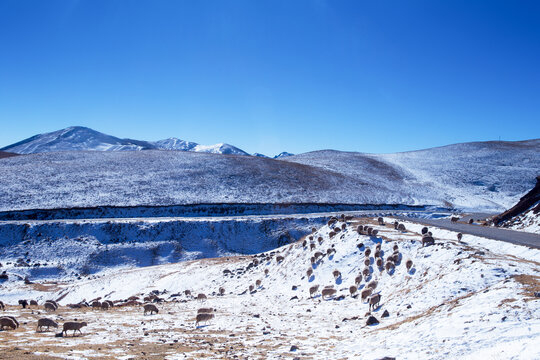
[0,126,293,158]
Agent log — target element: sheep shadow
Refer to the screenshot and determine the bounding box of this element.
[408,268,417,275]
[369,237,382,244]
[386,267,395,276]
[308,275,315,282]
[195,324,210,329]
[328,254,335,261]
[335,275,343,285]
[311,263,319,270]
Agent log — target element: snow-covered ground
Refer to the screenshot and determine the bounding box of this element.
[1,217,538,359]
[502,206,540,234]
[1,139,538,213]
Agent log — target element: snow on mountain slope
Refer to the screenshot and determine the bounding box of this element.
[0,126,154,153]
[0,217,538,359]
[0,150,392,212]
[284,139,540,211]
[0,126,250,156]
[274,151,294,158]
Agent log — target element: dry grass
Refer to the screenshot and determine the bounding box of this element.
[512,274,540,301]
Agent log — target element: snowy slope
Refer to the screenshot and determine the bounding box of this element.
[284,139,540,211]
[0,217,538,359]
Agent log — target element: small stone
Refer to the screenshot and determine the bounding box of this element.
[290,345,299,351]
[366,316,379,325]
[289,296,298,301]
[382,310,390,318]
[291,285,298,291]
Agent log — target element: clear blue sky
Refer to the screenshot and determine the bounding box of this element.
[1,0,539,155]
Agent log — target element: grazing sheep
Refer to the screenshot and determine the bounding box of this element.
[197,308,215,314]
[101,302,110,310]
[321,288,337,299]
[184,290,192,297]
[195,313,215,326]
[385,261,395,272]
[332,270,341,279]
[364,248,371,257]
[428,231,433,236]
[314,251,323,259]
[378,217,384,225]
[307,269,313,278]
[36,318,58,332]
[356,242,364,250]
[362,267,370,277]
[468,219,474,224]
[318,236,323,244]
[329,231,335,238]
[309,285,319,298]
[364,258,371,267]
[421,227,429,235]
[197,293,207,301]
[393,244,399,252]
[376,258,383,268]
[397,223,406,231]
[249,285,255,293]
[302,240,307,248]
[394,221,399,229]
[406,259,413,271]
[46,300,59,308]
[0,301,4,311]
[451,216,459,223]
[357,225,364,234]
[457,233,463,241]
[360,288,372,300]
[62,321,87,337]
[91,301,101,309]
[355,275,362,286]
[30,300,38,307]
[256,279,262,287]
[0,317,17,330]
[18,299,28,308]
[312,227,317,233]
[310,243,316,251]
[372,229,379,236]
[44,302,57,312]
[276,256,285,263]
[422,235,435,247]
[367,227,373,236]
[349,285,358,296]
[374,250,381,258]
[341,224,346,230]
[310,257,316,265]
[143,303,159,315]
[375,243,381,251]
[326,248,333,256]
[264,269,269,276]
[219,287,225,296]
[334,227,341,233]
[369,293,381,311]
[367,280,378,290]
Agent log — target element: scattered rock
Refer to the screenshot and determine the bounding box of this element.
[382,310,390,318]
[289,296,298,301]
[290,345,299,352]
[366,316,379,326]
[291,285,298,291]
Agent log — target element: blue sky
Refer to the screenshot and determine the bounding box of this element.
[0,0,539,155]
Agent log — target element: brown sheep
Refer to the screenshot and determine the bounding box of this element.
[0,301,4,310]
[184,290,192,297]
[309,285,319,298]
[369,293,381,311]
[385,261,395,272]
[374,250,381,258]
[318,237,324,245]
[357,225,364,234]
[398,223,406,231]
[355,274,362,286]
[362,267,370,277]
[367,227,373,236]
[356,242,364,250]
[329,231,335,238]
[309,235,314,240]
[264,269,269,276]
[364,258,371,267]
[332,269,341,279]
[457,233,463,241]
[321,288,337,299]
[307,269,313,278]
[249,285,255,293]
[30,299,38,307]
[101,302,110,310]
[256,279,262,287]
[219,287,225,296]
[197,308,215,314]
[143,303,159,315]
[451,216,459,223]
[372,229,379,236]
[360,288,372,300]
[393,244,399,252]
[422,235,435,247]
[197,293,207,301]
[312,227,317,233]
[334,227,341,233]
[375,243,381,251]
[62,321,87,337]
[394,221,399,229]
[406,259,413,271]
[44,302,57,312]
[341,223,347,230]
[195,313,215,326]
[276,255,285,263]
[310,243,316,251]
[364,248,371,257]
[0,317,17,330]
[91,301,101,309]
[302,240,307,248]
[310,257,316,265]
[376,258,383,268]
[314,251,323,259]
[36,318,58,332]
[349,285,358,296]
[367,280,378,290]
[377,217,384,225]
[421,227,429,235]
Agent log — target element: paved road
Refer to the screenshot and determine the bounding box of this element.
[396,216,540,249]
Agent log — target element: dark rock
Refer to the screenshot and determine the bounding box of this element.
[366,316,379,326]
[289,296,298,301]
[291,285,298,291]
[290,345,299,352]
[382,310,390,318]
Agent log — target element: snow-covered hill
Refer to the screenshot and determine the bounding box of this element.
[0,126,249,156]
[0,217,538,359]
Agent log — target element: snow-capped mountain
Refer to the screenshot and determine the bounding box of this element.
[274,151,294,159]
[0,126,249,156]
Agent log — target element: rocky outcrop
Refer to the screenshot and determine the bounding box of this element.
[492,176,540,226]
